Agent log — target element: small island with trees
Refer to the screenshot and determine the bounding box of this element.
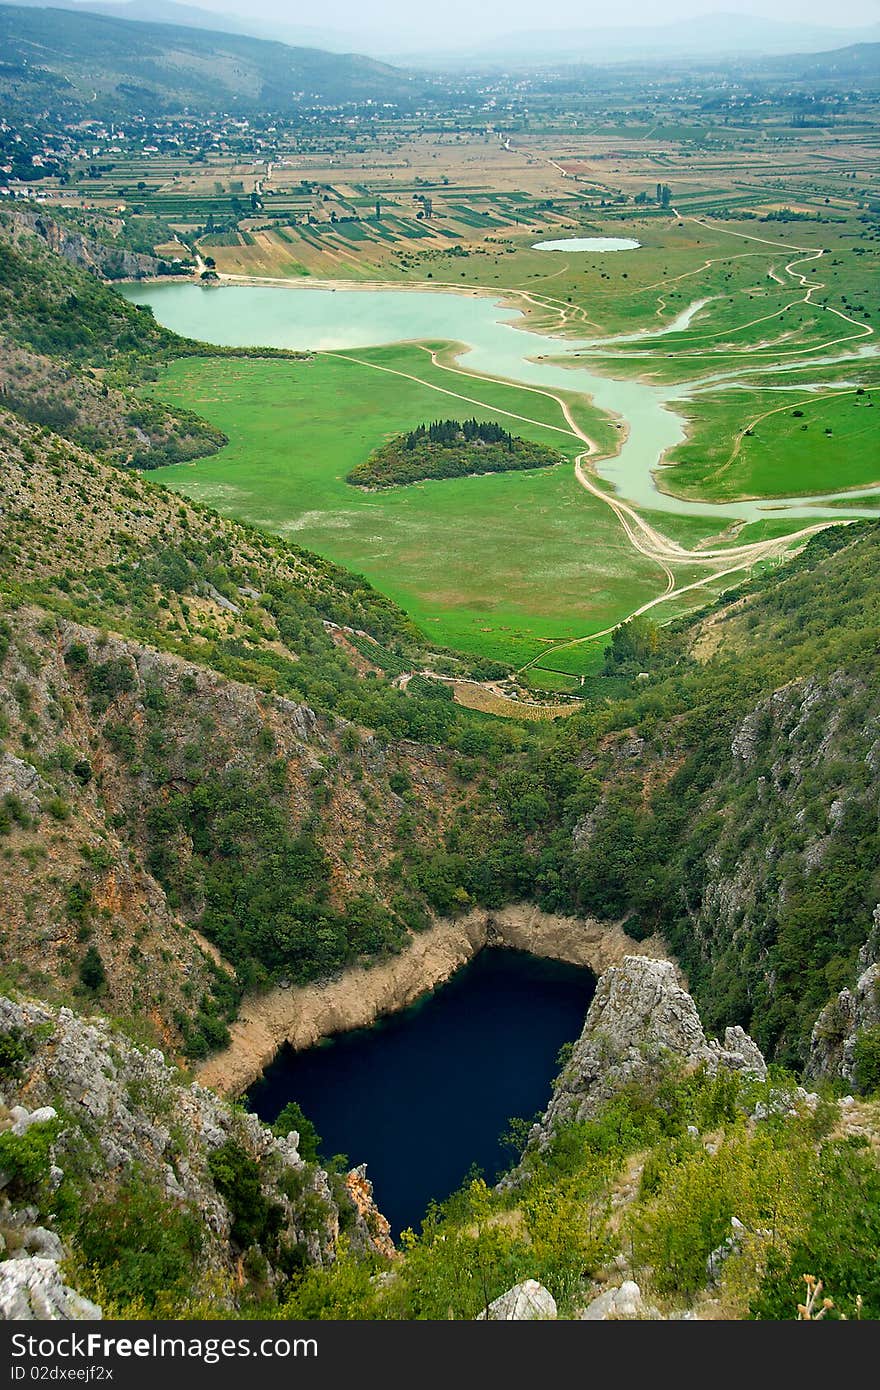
[346,417,563,488]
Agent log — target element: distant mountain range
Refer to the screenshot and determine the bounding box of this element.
[435,14,880,68]
[1,0,876,119]
[758,40,880,80]
[0,3,424,115]
[7,2,880,66]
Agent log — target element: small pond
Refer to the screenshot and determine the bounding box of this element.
[531,236,641,252]
[247,948,596,1235]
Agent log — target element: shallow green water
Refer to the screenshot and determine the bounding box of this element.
[124,281,880,523]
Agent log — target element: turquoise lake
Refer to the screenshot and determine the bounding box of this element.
[124,279,880,524]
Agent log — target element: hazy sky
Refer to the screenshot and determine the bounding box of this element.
[189,0,880,34]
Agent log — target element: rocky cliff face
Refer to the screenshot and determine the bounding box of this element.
[10,210,181,281]
[0,595,455,1055]
[534,956,766,1139]
[197,905,671,1096]
[0,993,393,1318]
[808,906,880,1086]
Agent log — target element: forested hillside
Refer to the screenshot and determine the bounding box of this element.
[411,524,880,1067]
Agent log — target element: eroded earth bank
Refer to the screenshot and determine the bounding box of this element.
[196,906,672,1095]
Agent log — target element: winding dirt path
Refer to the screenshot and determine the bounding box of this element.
[704,387,857,489]
[210,210,871,686]
[324,343,829,678]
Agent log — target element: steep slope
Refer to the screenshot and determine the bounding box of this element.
[409,524,880,1069]
[0,405,492,1055]
[0,212,227,468]
[0,219,523,1060]
[4,957,879,1321]
[0,990,393,1317]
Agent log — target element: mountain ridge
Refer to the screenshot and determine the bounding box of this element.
[0,2,422,116]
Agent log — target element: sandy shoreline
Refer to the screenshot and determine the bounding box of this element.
[195,904,672,1097]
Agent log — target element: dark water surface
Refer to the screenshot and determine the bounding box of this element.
[247,948,595,1235]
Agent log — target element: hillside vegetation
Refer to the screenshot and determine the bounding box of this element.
[0,3,422,116]
[0,402,528,1056]
[408,526,880,1068]
[1,156,880,1324]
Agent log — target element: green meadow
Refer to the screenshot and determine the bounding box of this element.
[149,347,666,667]
[411,214,876,360]
[144,209,879,682]
[662,384,880,501]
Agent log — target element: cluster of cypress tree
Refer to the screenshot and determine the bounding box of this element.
[403,418,514,450]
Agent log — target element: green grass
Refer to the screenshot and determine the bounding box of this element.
[521,667,581,694]
[493,214,877,380]
[662,384,880,501]
[147,347,665,665]
[138,209,878,669]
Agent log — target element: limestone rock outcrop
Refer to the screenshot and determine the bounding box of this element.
[578,1280,660,1321]
[808,946,880,1087]
[0,992,394,1316]
[11,209,182,281]
[478,1280,557,1320]
[344,1165,397,1262]
[535,956,766,1138]
[198,906,671,1097]
[0,1258,101,1321]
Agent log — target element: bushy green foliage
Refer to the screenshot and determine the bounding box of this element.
[751,1140,880,1319]
[77,1179,204,1311]
[207,1139,283,1250]
[629,1124,812,1296]
[0,219,177,367]
[0,1120,59,1206]
[0,1026,31,1074]
[272,1102,321,1164]
[388,1179,533,1320]
[602,615,673,676]
[78,945,106,992]
[146,769,405,988]
[347,418,560,488]
[0,792,31,836]
[852,1027,880,1097]
[279,1067,876,1322]
[84,657,136,713]
[281,1243,383,1319]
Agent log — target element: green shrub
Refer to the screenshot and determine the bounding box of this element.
[66,882,92,921]
[79,945,106,992]
[77,1179,203,1311]
[64,642,90,671]
[751,1141,880,1320]
[852,1026,880,1096]
[0,1121,58,1204]
[207,1139,282,1249]
[272,1101,321,1164]
[0,1027,31,1074]
[629,1126,812,1298]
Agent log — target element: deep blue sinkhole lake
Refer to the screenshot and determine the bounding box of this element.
[247,948,595,1235]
